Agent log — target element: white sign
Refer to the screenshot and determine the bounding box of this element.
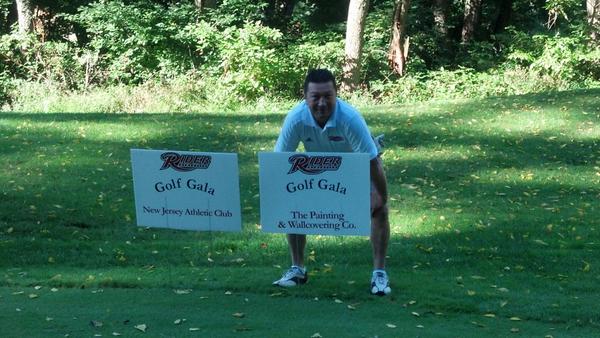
[259,152,370,236]
[131,149,241,232]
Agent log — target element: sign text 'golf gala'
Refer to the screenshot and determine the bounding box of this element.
[259,152,370,236]
[131,149,241,231]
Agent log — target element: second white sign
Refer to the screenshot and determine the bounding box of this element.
[259,152,370,236]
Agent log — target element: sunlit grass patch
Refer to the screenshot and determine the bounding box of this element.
[1,88,599,336]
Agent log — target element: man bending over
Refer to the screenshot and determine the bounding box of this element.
[272,68,391,296]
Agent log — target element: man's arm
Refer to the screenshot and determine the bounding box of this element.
[370,156,388,206]
[274,115,300,152]
[345,115,379,159]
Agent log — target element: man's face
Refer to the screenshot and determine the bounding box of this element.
[305,81,336,127]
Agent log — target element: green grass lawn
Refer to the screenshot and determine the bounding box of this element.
[1,88,599,337]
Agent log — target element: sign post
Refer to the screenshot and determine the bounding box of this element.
[258,152,370,236]
[131,149,241,232]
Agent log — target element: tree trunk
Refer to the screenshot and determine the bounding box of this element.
[461,0,482,43]
[588,0,600,41]
[15,0,33,34]
[341,0,369,93]
[493,0,512,34]
[432,0,449,36]
[266,0,297,28]
[388,0,410,76]
[194,0,216,12]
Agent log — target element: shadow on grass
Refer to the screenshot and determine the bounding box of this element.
[1,88,598,240]
[1,89,599,326]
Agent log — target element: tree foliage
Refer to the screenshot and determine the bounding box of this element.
[0,0,598,106]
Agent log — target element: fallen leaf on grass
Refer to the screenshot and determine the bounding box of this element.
[416,244,433,253]
[471,321,486,328]
[51,288,59,292]
[173,289,192,295]
[112,333,122,336]
[311,333,322,338]
[467,290,476,296]
[189,328,200,331]
[386,323,397,328]
[347,305,356,310]
[134,324,147,332]
[582,260,591,272]
[334,299,343,304]
[90,320,103,328]
[232,313,245,318]
[484,313,495,318]
[224,291,232,295]
[411,312,420,317]
[28,294,38,299]
[416,325,424,328]
[270,292,283,297]
[510,328,520,333]
[510,317,521,321]
[234,326,252,332]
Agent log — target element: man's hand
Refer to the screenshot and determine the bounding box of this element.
[370,157,388,208]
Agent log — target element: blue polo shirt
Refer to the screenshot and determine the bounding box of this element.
[275,98,378,159]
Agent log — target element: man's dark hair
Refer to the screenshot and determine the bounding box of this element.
[303,68,337,93]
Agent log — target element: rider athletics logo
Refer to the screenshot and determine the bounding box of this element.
[159,152,212,172]
[287,154,342,175]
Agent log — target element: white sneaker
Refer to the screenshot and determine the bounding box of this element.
[370,270,391,296]
[273,266,308,287]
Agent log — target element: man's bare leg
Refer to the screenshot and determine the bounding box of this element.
[287,234,306,268]
[371,205,390,269]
